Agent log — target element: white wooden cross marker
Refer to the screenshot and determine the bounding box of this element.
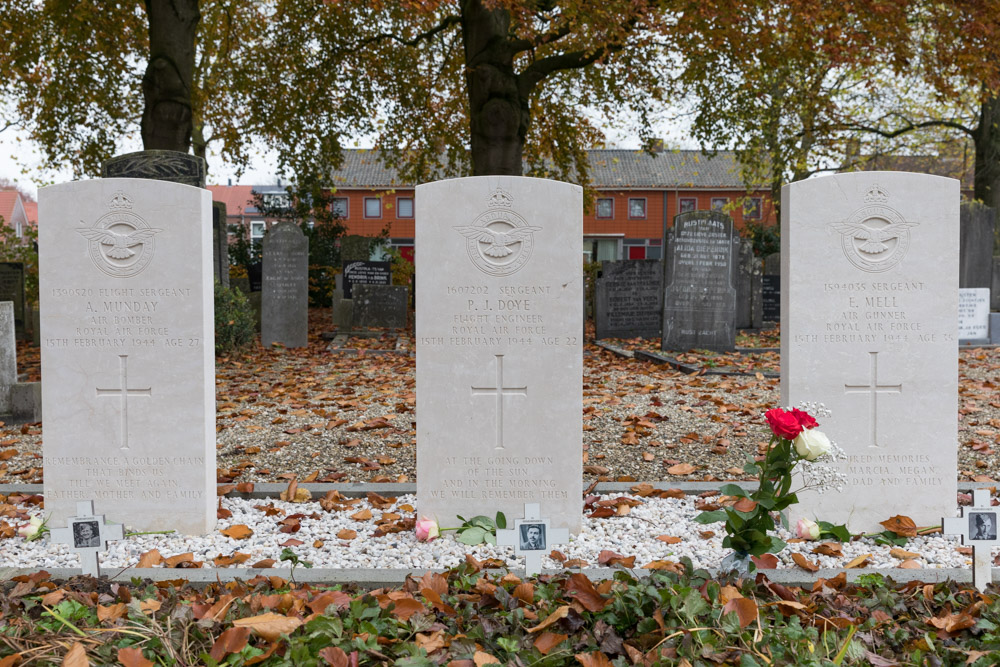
[496,503,568,576]
[942,489,998,592]
[49,500,125,577]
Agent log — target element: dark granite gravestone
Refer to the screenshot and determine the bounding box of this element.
[261,222,309,347]
[352,284,408,329]
[661,211,739,351]
[593,259,662,339]
[993,257,1000,312]
[102,150,206,188]
[212,201,229,287]
[342,260,392,299]
[0,263,26,341]
[248,262,263,292]
[960,202,995,290]
[762,252,780,323]
[735,239,763,329]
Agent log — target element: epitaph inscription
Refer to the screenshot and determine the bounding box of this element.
[40,178,215,534]
[261,222,308,348]
[416,178,582,532]
[594,260,662,340]
[783,173,958,532]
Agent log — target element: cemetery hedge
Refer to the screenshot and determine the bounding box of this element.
[214,281,256,355]
[2,562,1000,665]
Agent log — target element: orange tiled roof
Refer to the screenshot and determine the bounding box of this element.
[207,185,255,216]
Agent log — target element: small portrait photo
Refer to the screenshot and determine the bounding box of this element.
[72,520,101,548]
[519,523,546,551]
[969,512,997,541]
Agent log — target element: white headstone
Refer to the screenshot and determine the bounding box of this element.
[782,172,958,533]
[39,180,215,534]
[415,177,583,532]
[958,288,990,341]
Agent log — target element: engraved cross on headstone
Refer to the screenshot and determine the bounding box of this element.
[96,354,151,451]
[844,351,901,448]
[496,503,568,576]
[943,489,998,592]
[471,354,526,450]
[49,501,125,577]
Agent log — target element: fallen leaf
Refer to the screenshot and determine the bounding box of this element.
[233,612,303,642]
[533,632,568,655]
[812,543,842,557]
[473,651,501,667]
[117,647,153,667]
[318,647,351,667]
[890,547,920,560]
[656,535,682,544]
[844,553,873,569]
[209,627,251,663]
[63,643,88,667]
[337,529,357,540]
[527,605,571,633]
[163,553,194,568]
[350,509,373,521]
[136,549,162,568]
[791,553,819,573]
[879,515,917,537]
[722,597,758,628]
[574,652,614,667]
[221,525,253,540]
[751,554,779,569]
[666,463,696,475]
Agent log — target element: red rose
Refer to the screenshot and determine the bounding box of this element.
[765,408,802,440]
[789,408,818,430]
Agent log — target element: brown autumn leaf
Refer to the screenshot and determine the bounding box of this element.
[233,612,303,642]
[0,653,23,667]
[656,535,682,544]
[163,553,194,568]
[63,642,88,667]
[566,573,610,611]
[117,647,153,667]
[350,509,373,521]
[597,550,635,568]
[583,465,610,475]
[136,549,162,568]
[533,632,568,655]
[527,605,571,633]
[41,590,66,606]
[812,543,842,557]
[791,553,819,573]
[574,652,615,667]
[722,597,759,629]
[513,582,534,604]
[209,627,251,663]
[97,603,126,622]
[899,559,922,569]
[927,611,976,633]
[414,630,448,654]
[221,525,254,540]
[844,553,873,569]
[733,497,758,513]
[337,529,357,540]
[889,547,921,560]
[751,554,779,569]
[318,646,351,667]
[643,560,683,573]
[666,463,696,475]
[389,597,426,621]
[473,651,502,667]
[252,559,276,569]
[879,515,918,537]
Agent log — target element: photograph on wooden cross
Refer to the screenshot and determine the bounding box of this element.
[519,523,546,551]
[969,512,997,541]
[71,520,101,548]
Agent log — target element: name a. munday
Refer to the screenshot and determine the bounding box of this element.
[85,301,159,313]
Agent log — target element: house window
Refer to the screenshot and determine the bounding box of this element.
[596,198,614,219]
[250,220,265,245]
[331,197,348,218]
[628,198,646,219]
[364,197,381,218]
[744,197,762,220]
[397,196,414,218]
[711,197,728,212]
[679,197,696,213]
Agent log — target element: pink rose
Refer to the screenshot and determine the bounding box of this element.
[796,518,821,540]
[415,516,439,542]
[765,408,802,440]
[789,408,818,431]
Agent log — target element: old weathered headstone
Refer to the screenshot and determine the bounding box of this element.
[0,302,16,415]
[212,201,230,288]
[0,263,26,340]
[783,173,958,533]
[762,253,780,323]
[352,284,408,329]
[416,177,583,532]
[261,222,309,348]
[331,272,353,329]
[102,150,206,188]
[735,239,763,330]
[960,202,994,290]
[593,259,662,339]
[958,288,990,342]
[340,235,370,262]
[39,180,215,534]
[342,260,392,299]
[661,211,740,351]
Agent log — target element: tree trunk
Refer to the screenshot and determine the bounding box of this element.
[461,0,527,176]
[973,91,1000,213]
[141,0,200,152]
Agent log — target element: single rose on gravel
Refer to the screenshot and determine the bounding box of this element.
[796,518,821,540]
[792,428,831,461]
[764,408,802,439]
[415,516,439,542]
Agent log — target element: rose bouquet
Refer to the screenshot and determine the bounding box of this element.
[695,404,844,572]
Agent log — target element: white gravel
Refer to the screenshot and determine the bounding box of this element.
[2,494,986,572]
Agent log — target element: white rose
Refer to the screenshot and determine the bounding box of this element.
[793,428,831,461]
